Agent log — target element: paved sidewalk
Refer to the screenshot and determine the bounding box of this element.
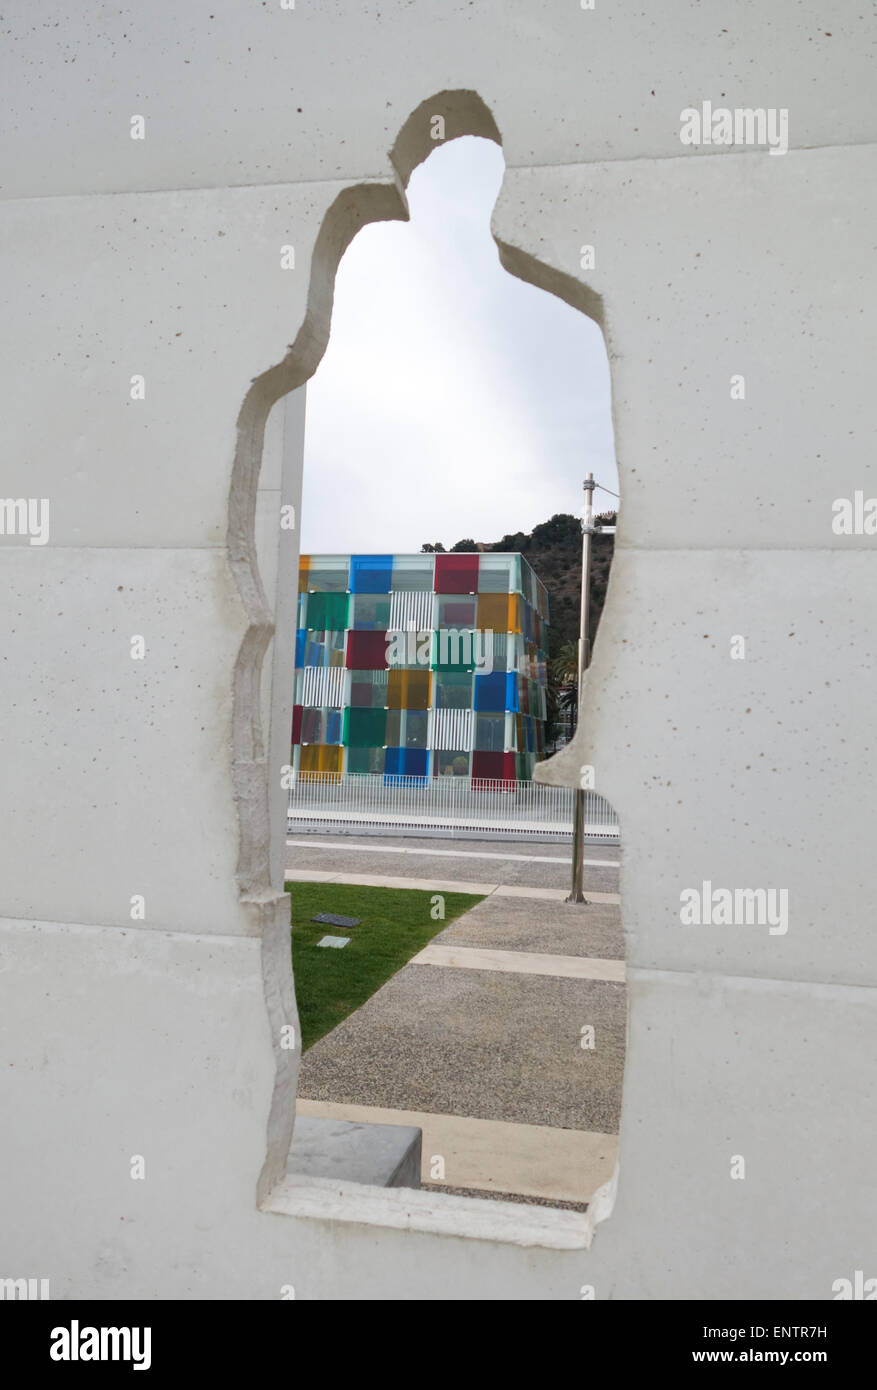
[286,834,621,896]
[289,839,626,1209]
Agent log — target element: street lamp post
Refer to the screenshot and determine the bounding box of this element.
[567,473,596,904]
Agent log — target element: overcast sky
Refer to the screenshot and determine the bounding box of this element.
[300,136,617,555]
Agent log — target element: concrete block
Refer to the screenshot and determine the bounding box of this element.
[289,1117,422,1189]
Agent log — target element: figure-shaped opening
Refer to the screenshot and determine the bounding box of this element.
[232,93,623,1243]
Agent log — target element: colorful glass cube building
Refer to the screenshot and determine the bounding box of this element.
[292,552,550,781]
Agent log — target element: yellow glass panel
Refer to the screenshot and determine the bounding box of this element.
[298,555,311,594]
[299,743,342,782]
[477,592,510,632]
[507,594,523,634]
[388,668,432,709]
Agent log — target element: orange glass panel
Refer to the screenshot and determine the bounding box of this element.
[298,555,311,594]
[507,594,524,634]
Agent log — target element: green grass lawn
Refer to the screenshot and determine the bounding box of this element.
[286,881,484,1051]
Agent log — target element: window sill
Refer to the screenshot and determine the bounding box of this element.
[261,1168,617,1251]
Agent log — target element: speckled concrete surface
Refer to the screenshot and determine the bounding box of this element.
[297,964,626,1133]
[432,894,625,960]
[285,834,621,895]
[423,1183,590,1213]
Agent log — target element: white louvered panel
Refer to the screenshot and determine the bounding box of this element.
[428,707,473,752]
[390,590,434,631]
[302,665,345,708]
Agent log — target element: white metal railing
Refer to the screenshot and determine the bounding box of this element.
[287,771,618,840]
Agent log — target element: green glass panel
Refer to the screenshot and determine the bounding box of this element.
[306,591,349,631]
[343,706,387,748]
[347,746,386,774]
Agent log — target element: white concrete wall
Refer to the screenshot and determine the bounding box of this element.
[1,3,874,1297]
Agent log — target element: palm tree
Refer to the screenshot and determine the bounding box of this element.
[548,639,580,744]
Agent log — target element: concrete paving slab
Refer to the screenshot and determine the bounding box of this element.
[492,884,620,904]
[287,835,621,864]
[433,894,626,960]
[295,1099,617,1203]
[285,836,621,894]
[297,965,627,1133]
[411,943,626,982]
[287,869,495,896]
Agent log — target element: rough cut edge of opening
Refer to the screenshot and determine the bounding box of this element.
[226,88,615,1227]
[261,1164,619,1251]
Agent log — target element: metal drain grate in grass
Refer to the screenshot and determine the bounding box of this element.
[311,912,362,929]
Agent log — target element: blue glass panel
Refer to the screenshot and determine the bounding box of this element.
[474,671,508,713]
[350,554,393,594]
[505,670,519,712]
[384,747,404,776]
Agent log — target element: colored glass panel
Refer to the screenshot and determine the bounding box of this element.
[299,707,343,745]
[476,592,510,631]
[385,747,429,778]
[295,629,306,669]
[472,750,513,781]
[507,594,524,634]
[404,711,429,748]
[298,555,311,593]
[305,556,350,592]
[306,590,349,631]
[435,670,473,709]
[291,705,303,745]
[387,668,431,709]
[477,554,512,593]
[351,593,392,630]
[475,714,505,752]
[350,555,392,593]
[437,594,477,628]
[347,746,386,775]
[343,706,387,748]
[299,744,343,776]
[435,552,478,594]
[474,670,514,713]
[391,556,434,592]
[345,629,389,669]
[348,670,388,708]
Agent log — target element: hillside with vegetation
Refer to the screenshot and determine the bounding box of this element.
[421,511,616,660]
